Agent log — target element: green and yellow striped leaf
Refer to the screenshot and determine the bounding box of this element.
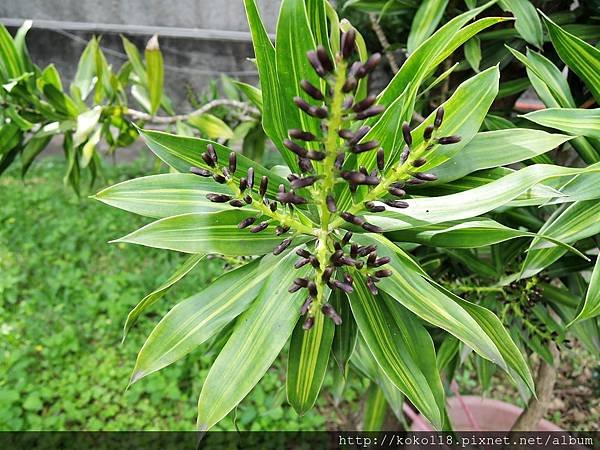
[331,290,357,374]
[286,306,334,415]
[521,200,600,278]
[94,174,238,219]
[349,275,443,429]
[113,210,309,256]
[542,14,600,102]
[123,253,206,340]
[429,129,573,184]
[407,0,450,54]
[130,258,268,384]
[569,257,600,326]
[137,128,289,199]
[522,108,600,139]
[499,0,543,48]
[197,251,309,431]
[364,165,599,231]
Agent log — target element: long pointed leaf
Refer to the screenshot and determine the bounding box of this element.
[197,250,309,431]
[569,257,600,326]
[522,109,600,139]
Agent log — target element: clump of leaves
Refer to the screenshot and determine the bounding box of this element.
[95,0,599,431]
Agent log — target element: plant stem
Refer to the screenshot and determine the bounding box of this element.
[510,342,560,431]
[313,57,348,310]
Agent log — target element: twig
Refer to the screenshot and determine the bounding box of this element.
[510,342,560,431]
[124,99,260,124]
[368,13,399,74]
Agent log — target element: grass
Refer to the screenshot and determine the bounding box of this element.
[0,156,362,431]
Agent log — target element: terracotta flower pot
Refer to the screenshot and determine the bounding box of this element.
[411,395,563,431]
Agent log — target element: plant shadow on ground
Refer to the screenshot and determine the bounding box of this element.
[0,157,365,431]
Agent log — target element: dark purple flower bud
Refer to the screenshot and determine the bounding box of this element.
[238,217,256,229]
[339,256,357,266]
[250,221,268,233]
[239,177,247,192]
[357,244,377,257]
[222,167,230,179]
[284,139,308,158]
[298,157,314,173]
[296,248,311,258]
[291,176,318,189]
[307,50,326,77]
[341,29,356,59]
[300,79,325,100]
[341,212,365,226]
[244,195,253,204]
[334,153,345,170]
[247,167,255,190]
[350,243,358,258]
[202,152,216,167]
[438,136,461,145]
[322,303,342,325]
[294,277,309,287]
[278,192,308,205]
[377,148,385,171]
[385,199,409,208]
[275,225,290,235]
[287,173,299,182]
[339,129,354,140]
[270,201,277,212]
[366,277,379,295]
[332,280,353,293]
[309,256,320,269]
[303,316,315,330]
[412,158,427,167]
[400,146,410,164]
[306,150,326,161]
[295,258,310,269]
[402,122,412,147]
[259,176,268,196]
[423,125,434,140]
[206,193,231,203]
[293,96,313,114]
[311,106,329,119]
[361,53,382,76]
[333,241,342,251]
[289,129,317,141]
[207,144,218,163]
[316,46,333,72]
[374,269,392,278]
[273,237,292,255]
[415,172,438,181]
[289,283,302,293]
[367,252,377,267]
[365,201,386,213]
[300,297,313,315]
[408,178,426,185]
[228,152,237,174]
[343,96,354,110]
[351,140,379,154]
[389,187,406,197]
[307,281,317,297]
[229,199,245,207]
[349,128,370,148]
[190,166,212,177]
[342,77,357,93]
[434,107,444,129]
[330,249,344,263]
[342,231,353,246]
[352,95,377,113]
[212,174,227,184]
[322,266,334,282]
[374,256,390,267]
[362,222,383,233]
[326,195,337,213]
[355,105,385,120]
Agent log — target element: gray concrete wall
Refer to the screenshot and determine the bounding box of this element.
[0,0,281,111]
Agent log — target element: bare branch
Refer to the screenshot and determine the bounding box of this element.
[124,99,260,124]
[368,13,399,74]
